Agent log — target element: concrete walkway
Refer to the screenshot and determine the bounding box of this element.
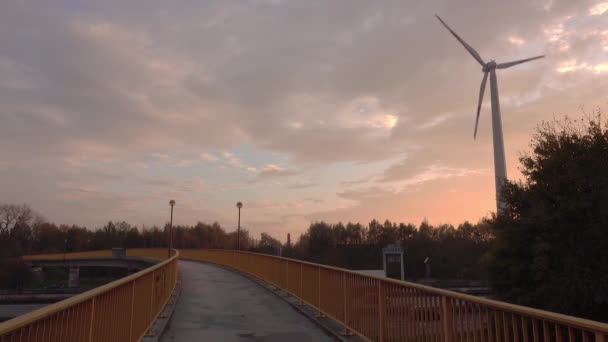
[160,260,333,342]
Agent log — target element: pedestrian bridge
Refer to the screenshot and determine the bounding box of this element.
[0,248,606,341]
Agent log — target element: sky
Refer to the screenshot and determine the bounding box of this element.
[1,0,607,240]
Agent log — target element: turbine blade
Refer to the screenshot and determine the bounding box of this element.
[474,71,489,140]
[435,14,485,66]
[496,55,545,69]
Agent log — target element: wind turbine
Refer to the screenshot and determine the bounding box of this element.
[435,15,544,215]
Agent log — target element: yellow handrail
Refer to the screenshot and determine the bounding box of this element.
[22,250,113,260]
[0,248,179,342]
[179,249,608,342]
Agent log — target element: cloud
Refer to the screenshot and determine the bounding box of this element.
[509,36,526,46]
[399,165,485,187]
[173,159,195,168]
[416,114,452,130]
[556,60,608,74]
[337,186,397,202]
[200,152,218,162]
[258,164,295,178]
[368,114,398,129]
[247,200,305,209]
[219,152,295,178]
[287,182,318,189]
[222,152,258,172]
[304,198,324,204]
[589,2,608,15]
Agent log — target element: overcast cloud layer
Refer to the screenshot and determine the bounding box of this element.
[1,0,607,239]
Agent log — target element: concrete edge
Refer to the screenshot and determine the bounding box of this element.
[180,258,365,342]
[142,274,183,342]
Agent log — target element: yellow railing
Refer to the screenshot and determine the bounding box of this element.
[179,249,608,342]
[0,248,178,342]
[22,250,113,260]
[6,248,607,341]
[22,248,170,261]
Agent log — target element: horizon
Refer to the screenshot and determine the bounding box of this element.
[2,1,607,239]
[21,209,488,235]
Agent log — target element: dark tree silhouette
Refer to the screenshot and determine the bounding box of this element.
[488,113,608,321]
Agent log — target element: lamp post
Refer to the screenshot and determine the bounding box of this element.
[236,202,243,251]
[168,200,175,258]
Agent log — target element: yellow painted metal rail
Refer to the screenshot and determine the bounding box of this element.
[0,248,178,342]
[180,249,608,342]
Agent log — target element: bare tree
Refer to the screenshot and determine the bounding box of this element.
[0,204,42,235]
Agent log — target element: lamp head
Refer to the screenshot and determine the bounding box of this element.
[236,202,243,209]
[169,200,176,207]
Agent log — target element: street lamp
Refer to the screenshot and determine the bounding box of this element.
[236,202,243,251]
[168,200,175,258]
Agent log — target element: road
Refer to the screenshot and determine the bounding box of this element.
[160,260,333,342]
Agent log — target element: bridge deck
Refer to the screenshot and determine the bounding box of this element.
[160,260,332,342]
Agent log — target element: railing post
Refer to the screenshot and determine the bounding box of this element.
[378,281,385,342]
[299,263,303,305]
[144,270,155,337]
[317,266,324,317]
[597,333,606,342]
[341,272,352,336]
[174,258,178,286]
[441,296,454,342]
[150,270,155,320]
[88,298,95,342]
[129,281,135,341]
[343,272,347,327]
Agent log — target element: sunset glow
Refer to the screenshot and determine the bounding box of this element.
[508,36,525,46]
[368,114,399,129]
[589,2,608,15]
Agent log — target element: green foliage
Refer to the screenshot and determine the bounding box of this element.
[488,114,608,320]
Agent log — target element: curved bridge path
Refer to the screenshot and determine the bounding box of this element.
[160,260,333,342]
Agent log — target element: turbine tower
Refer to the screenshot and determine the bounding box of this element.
[435,15,544,215]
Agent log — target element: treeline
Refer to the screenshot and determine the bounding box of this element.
[0,203,256,258]
[1,203,492,281]
[285,219,494,280]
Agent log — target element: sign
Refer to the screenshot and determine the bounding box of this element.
[382,243,404,280]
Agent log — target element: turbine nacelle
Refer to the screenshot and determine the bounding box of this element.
[482,61,497,72]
